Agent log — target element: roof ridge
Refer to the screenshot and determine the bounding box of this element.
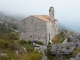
[32,15,51,22]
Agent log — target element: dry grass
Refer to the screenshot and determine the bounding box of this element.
[52,32,67,44]
[0,33,42,60]
[73,47,80,54]
[17,50,42,60]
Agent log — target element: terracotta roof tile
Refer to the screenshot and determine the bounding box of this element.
[32,15,51,22]
[19,15,58,23]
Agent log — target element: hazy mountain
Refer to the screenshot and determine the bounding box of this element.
[69,21,80,33]
[6,15,27,20]
[0,12,18,33]
[0,12,18,23]
[61,19,80,33]
[58,22,72,31]
[5,13,28,20]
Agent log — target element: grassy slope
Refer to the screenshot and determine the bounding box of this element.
[0,33,42,60]
[52,32,67,44]
[46,32,68,60]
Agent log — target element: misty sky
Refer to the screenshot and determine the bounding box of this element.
[0,0,80,32]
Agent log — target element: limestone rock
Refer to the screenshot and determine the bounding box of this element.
[50,42,75,55]
[0,53,7,60]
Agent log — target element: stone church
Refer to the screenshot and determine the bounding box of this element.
[18,7,58,45]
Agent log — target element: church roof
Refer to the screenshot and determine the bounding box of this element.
[19,15,58,23]
[32,15,57,22]
[32,15,51,22]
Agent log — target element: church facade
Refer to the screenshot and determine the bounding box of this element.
[18,7,58,45]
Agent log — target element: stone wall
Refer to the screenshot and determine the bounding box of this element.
[18,15,58,45]
[18,16,47,45]
[46,22,52,44]
[51,20,58,39]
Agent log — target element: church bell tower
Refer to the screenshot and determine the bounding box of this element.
[49,7,55,20]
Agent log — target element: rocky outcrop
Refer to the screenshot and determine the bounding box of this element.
[0,12,18,23]
[0,12,19,33]
[0,53,7,60]
[50,42,75,55]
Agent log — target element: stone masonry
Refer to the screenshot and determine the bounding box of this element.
[18,7,58,45]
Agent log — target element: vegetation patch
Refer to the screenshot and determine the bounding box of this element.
[62,54,72,59]
[52,32,67,44]
[0,33,43,60]
[36,41,44,45]
[0,23,12,33]
[73,47,79,54]
[29,50,42,60]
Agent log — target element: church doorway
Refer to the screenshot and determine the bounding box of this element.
[49,33,50,40]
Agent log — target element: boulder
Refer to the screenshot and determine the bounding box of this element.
[0,53,7,60]
[70,58,75,60]
[74,53,80,60]
[40,45,47,52]
[50,44,58,55]
[50,42,75,55]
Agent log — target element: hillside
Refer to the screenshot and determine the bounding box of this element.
[0,12,18,33]
[0,12,18,23]
[58,22,73,31]
[0,12,80,60]
[0,33,42,60]
[0,12,43,59]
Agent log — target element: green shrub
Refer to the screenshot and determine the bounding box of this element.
[52,32,67,44]
[10,23,18,30]
[45,47,51,60]
[73,47,79,54]
[29,50,42,60]
[28,40,32,44]
[8,42,19,50]
[7,53,17,60]
[62,54,72,59]
[36,41,44,45]
[2,41,8,48]
[8,33,19,40]
[19,40,27,45]
[0,41,8,48]
[60,39,64,43]
[0,23,12,33]
[27,46,34,52]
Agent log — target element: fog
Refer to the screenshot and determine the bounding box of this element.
[0,0,80,33]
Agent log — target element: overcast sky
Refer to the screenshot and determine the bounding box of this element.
[0,0,80,32]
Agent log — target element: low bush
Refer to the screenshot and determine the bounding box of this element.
[19,40,27,45]
[0,41,8,48]
[52,32,67,44]
[8,33,19,40]
[8,42,19,50]
[73,47,79,54]
[26,46,34,52]
[62,54,72,59]
[7,53,17,60]
[45,47,52,60]
[36,41,44,45]
[29,50,42,60]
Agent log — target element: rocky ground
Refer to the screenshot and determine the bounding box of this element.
[48,30,80,60]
